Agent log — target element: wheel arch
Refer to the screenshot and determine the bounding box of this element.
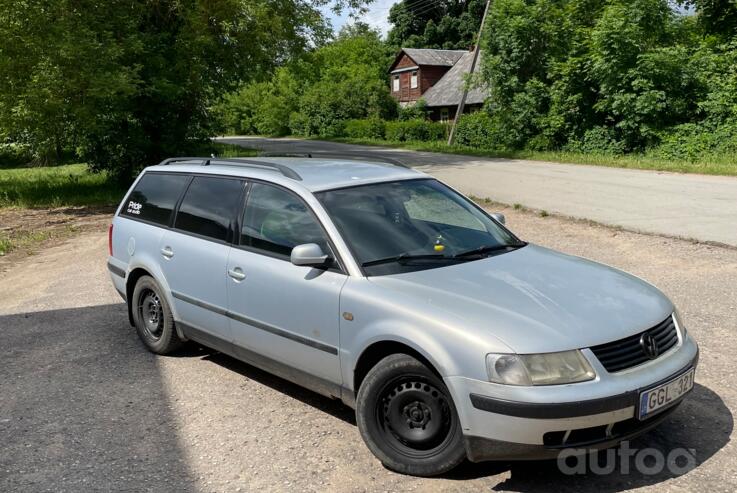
[126,267,151,327]
[125,265,185,340]
[353,340,444,398]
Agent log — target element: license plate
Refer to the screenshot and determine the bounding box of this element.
[638,368,695,420]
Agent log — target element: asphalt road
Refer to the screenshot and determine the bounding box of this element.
[217,136,737,247]
[1,206,735,492]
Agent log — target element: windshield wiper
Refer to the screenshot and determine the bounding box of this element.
[453,242,527,259]
[361,253,452,267]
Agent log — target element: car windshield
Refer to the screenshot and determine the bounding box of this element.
[316,179,525,276]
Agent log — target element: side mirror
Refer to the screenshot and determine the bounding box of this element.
[291,243,330,267]
[490,212,506,225]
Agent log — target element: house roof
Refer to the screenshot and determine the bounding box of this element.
[421,50,488,108]
[388,48,466,72]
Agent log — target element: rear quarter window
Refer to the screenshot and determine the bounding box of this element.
[120,172,190,226]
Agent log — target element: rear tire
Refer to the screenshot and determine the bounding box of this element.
[131,275,182,354]
[355,354,466,476]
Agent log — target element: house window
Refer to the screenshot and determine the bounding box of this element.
[440,108,450,123]
[410,71,418,89]
[393,76,400,92]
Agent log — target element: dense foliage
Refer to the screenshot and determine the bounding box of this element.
[387,0,486,49]
[219,0,737,167]
[478,0,737,160]
[341,117,448,141]
[3,0,736,175]
[217,25,398,138]
[0,0,367,179]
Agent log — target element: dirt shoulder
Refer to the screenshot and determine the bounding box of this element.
[0,206,112,272]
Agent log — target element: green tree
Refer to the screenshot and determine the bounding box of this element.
[387,0,486,49]
[219,24,397,138]
[294,25,398,136]
[0,0,367,179]
[480,0,710,151]
[681,0,737,38]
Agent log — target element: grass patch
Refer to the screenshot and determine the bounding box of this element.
[0,234,11,256]
[324,137,737,176]
[0,142,257,210]
[0,229,54,257]
[0,163,125,209]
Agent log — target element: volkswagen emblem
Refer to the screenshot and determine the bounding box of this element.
[640,333,659,359]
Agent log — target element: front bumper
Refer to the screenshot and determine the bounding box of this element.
[445,336,699,462]
[464,402,682,461]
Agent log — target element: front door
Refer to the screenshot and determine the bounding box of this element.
[159,175,245,344]
[226,182,346,388]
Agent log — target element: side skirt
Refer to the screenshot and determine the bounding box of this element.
[177,321,345,402]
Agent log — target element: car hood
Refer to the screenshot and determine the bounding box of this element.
[368,244,673,353]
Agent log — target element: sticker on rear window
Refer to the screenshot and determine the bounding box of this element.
[126,201,142,215]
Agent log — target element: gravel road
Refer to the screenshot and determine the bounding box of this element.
[1,207,735,492]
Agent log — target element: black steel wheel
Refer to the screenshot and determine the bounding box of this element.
[356,354,466,476]
[131,275,183,354]
[138,288,164,340]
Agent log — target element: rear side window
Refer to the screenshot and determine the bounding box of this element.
[121,172,190,225]
[174,176,244,241]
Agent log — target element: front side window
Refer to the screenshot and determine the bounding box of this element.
[410,71,418,89]
[241,183,329,258]
[121,172,190,225]
[174,176,244,241]
[317,179,524,276]
[392,76,400,92]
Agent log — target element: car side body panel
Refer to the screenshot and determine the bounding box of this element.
[338,276,516,393]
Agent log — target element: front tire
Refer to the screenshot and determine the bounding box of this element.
[355,354,466,476]
[131,275,182,354]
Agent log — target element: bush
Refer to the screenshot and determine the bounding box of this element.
[398,100,429,121]
[0,142,34,168]
[454,111,498,148]
[385,119,448,142]
[566,127,626,155]
[344,118,386,139]
[295,77,396,138]
[288,112,311,137]
[651,122,737,162]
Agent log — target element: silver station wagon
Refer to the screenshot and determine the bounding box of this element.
[108,155,699,476]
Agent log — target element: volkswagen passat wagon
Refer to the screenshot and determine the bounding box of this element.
[108,155,698,476]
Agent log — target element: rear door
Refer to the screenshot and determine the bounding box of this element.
[114,171,191,283]
[159,175,245,345]
[226,182,346,388]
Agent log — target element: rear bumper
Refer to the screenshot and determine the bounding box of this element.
[107,259,127,301]
[445,339,699,462]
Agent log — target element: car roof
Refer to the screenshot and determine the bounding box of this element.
[145,157,427,192]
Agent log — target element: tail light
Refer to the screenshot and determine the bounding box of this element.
[108,224,114,256]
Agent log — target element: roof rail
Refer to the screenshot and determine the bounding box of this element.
[257,151,409,169]
[157,157,302,181]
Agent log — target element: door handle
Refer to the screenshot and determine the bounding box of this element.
[228,267,246,281]
[160,246,174,259]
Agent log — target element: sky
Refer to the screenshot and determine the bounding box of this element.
[321,0,396,35]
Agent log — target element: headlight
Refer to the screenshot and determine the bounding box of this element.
[673,308,687,338]
[486,350,596,386]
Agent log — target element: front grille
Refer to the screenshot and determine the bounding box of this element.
[590,316,679,373]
